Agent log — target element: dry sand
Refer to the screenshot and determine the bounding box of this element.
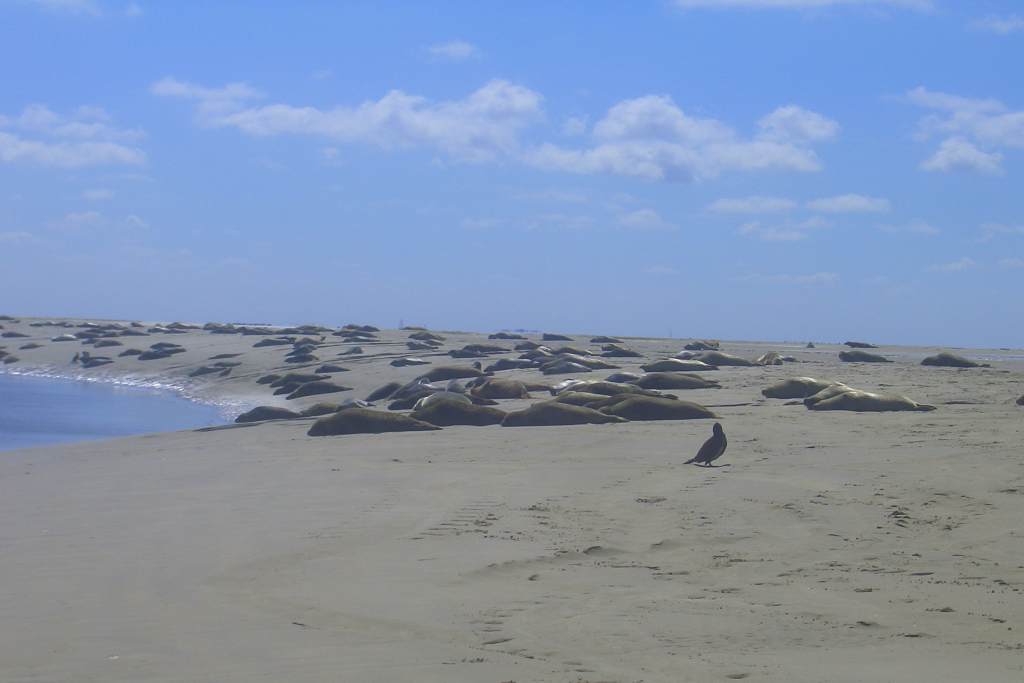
[2,317,1024,682]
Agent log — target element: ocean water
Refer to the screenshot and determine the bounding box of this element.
[0,374,227,451]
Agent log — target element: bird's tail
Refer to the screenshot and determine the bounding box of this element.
[683,457,698,465]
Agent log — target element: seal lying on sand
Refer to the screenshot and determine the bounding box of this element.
[286,381,353,400]
[417,366,490,382]
[501,402,626,427]
[694,351,753,367]
[411,400,506,427]
[412,391,472,411]
[642,359,718,373]
[762,377,841,399]
[298,399,371,417]
[921,352,988,368]
[235,406,301,423]
[307,408,441,436]
[684,422,727,465]
[599,396,717,421]
[804,384,934,412]
[1017,394,1024,406]
[270,373,328,388]
[631,372,720,391]
[471,379,531,400]
[365,381,403,402]
[549,391,612,407]
[839,350,891,363]
[844,341,877,349]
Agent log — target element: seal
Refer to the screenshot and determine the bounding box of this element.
[762,377,840,399]
[391,357,431,367]
[600,344,643,358]
[471,379,531,400]
[411,400,507,427]
[921,352,987,368]
[631,372,721,391]
[590,336,622,344]
[285,380,353,400]
[684,422,727,466]
[684,340,719,351]
[235,406,301,423]
[501,402,626,427]
[365,381,403,402]
[315,364,351,374]
[844,341,877,349]
[269,373,328,388]
[542,360,592,375]
[806,389,935,412]
[412,391,472,411]
[641,359,718,373]
[598,396,717,421]
[839,350,891,363]
[417,366,490,382]
[694,351,753,367]
[542,333,574,342]
[605,372,641,383]
[549,391,612,407]
[307,408,441,435]
[1017,394,1024,406]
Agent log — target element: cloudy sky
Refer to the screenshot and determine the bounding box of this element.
[1,0,1022,347]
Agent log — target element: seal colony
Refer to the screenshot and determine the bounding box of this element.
[3,315,1024,683]
[1,317,1016,439]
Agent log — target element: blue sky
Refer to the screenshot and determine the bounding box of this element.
[1,0,1022,347]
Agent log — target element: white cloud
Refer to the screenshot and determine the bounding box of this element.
[646,265,677,275]
[920,136,1003,174]
[738,215,830,241]
[737,272,839,285]
[738,220,806,242]
[125,2,142,17]
[122,214,148,230]
[0,231,42,246]
[427,41,478,60]
[978,223,1024,242]
[805,193,890,212]
[968,15,1024,34]
[532,214,595,230]
[999,257,1024,268]
[876,219,939,234]
[514,189,589,204]
[18,0,98,13]
[0,104,144,141]
[461,217,504,229]
[755,105,839,145]
[524,97,836,181]
[82,188,115,200]
[617,208,675,229]
[927,257,975,273]
[0,104,146,167]
[908,87,1024,173]
[310,69,332,80]
[563,116,588,136]
[154,77,543,164]
[49,211,109,231]
[674,0,931,9]
[0,132,145,167]
[708,195,797,213]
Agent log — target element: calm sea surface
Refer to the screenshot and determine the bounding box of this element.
[0,374,226,451]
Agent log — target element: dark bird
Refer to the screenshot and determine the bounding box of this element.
[685,422,728,466]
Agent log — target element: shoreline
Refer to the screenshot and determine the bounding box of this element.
[1,315,1023,681]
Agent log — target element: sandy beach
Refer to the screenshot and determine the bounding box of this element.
[2,317,1023,682]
